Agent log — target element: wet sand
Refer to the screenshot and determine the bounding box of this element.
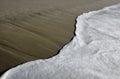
[0,0,120,74]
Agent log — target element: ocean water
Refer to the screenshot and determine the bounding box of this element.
[1,4,120,79]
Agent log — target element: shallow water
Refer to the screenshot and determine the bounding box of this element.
[1,4,120,79]
[1,0,120,74]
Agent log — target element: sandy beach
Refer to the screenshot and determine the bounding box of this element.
[0,0,120,74]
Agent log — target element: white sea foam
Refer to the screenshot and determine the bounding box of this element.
[1,4,120,79]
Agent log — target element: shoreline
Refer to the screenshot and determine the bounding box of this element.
[0,0,120,74]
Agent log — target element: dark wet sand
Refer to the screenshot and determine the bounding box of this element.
[0,0,120,74]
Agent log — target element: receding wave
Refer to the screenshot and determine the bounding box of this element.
[1,4,120,79]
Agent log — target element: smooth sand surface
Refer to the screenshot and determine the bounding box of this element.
[0,0,120,74]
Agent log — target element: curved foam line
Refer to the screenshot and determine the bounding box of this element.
[1,3,120,79]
